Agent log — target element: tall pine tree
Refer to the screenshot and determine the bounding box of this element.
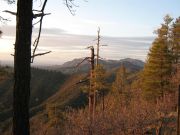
[142,15,173,100]
[172,17,180,64]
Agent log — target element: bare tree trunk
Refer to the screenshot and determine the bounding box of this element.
[13,0,32,135]
[88,47,95,135]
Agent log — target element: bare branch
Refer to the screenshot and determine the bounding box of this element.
[3,10,16,16]
[68,0,79,8]
[32,9,42,12]
[31,51,51,58]
[11,51,52,59]
[75,57,90,68]
[33,13,51,18]
[86,46,94,49]
[0,16,10,22]
[31,0,49,63]
[64,0,78,16]
[33,19,41,26]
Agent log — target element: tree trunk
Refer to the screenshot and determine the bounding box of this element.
[177,85,180,135]
[13,0,33,135]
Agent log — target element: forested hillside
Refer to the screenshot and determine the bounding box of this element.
[23,15,180,135]
[0,0,180,134]
[0,59,142,134]
[0,67,67,132]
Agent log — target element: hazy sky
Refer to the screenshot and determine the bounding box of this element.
[0,26,154,65]
[0,0,179,65]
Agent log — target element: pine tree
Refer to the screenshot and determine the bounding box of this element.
[93,64,106,92]
[172,17,180,64]
[112,65,127,95]
[142,15,173,100]
[92,64,107,111]
[112,65,132,105]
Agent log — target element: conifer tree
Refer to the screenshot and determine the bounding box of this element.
[142,15,173,100]
[112,65,127,95]
[112,65,132,106]
[172,17,180,64]
[93,64,106,92]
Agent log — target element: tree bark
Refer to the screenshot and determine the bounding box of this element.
[13,0,32,135]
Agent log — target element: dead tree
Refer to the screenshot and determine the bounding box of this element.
[75,46,95,135]
[96,27,100,65]
[87,46,96,135]
[89,46,95,122]
[76,28,107,134]
[95,27,107,113]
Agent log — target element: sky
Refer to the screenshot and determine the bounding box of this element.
[0,0,180,65]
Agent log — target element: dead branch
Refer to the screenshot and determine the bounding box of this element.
[64,0,78,16]
[0,16,10,22]
[75,57,90,68]
[32,9,42,12]
[11,51,51,59]
[33,13,51,18]
[3,10,16,16]
[3,10,50,18]
[31,0,49,63]
[31,51,51,58]
[33,20,41,26]
[86,46,94,49]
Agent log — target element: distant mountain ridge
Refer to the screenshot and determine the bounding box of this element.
[43,58,145,74]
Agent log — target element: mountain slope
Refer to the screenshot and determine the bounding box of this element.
[0,68,67,122]
[43,58,144,74]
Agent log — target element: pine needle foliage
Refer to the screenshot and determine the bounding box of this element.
[142,15,173,100]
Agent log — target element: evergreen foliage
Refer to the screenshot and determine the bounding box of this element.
[142,15,173,100]
[112,65,127,95]
[172,17,180,63]
[93,64,107,93]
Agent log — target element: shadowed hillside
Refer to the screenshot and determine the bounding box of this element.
[0,68,67,123]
